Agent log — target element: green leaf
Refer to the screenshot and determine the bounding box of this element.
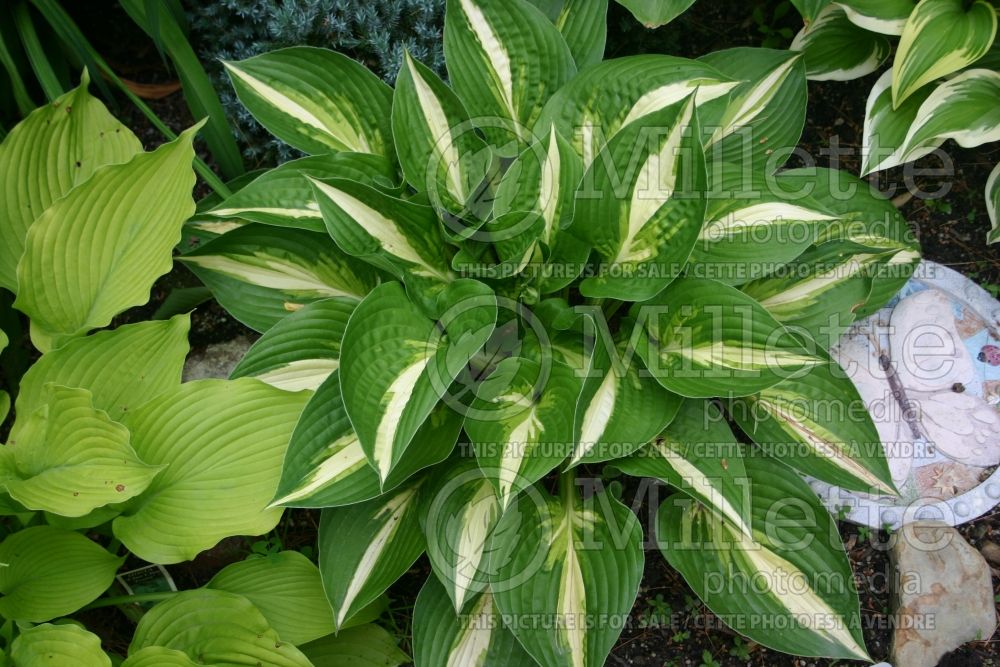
[634,277,824,397]
[836,0,916,35]
[656,456,869,660]
[892,0,997,107]
[10,623,111,667]
[526,0,608,69]
[207,551,335,646]
[121,647,200,667]
[0,525,122,622]
[790,4,890,81]
[14,125,198,347]
[615,0,697,27]
[224,46,394,158]
[300,624,411,667]
[5,385,163,517]
[0,71,141,293]
[128,589,312,666]
[860,68,935,174]
[574,98,707,300]
[790,0,832,23]
[490,481,644,667]
[412,576,535,666]
[319,482,426,628]
[113,378,310,564]
[988,162,1000,243]
[179,223,382,332]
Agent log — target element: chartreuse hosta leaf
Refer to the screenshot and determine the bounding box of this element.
[892,0,997,107]
[575,99,707,300]
[392,52,492,217]
[319,481,427,628]
[790,4,890,81]
[615,399,752,536]
[339,281,495,485]
[836,0,916,35]
[270,370,462,508]
[860,68,935,174]
[526,0,608,69]
[300,624,411,667]
[988,162,1000,243]
[4,385,162,517]
[634,277,824,397]
[0,525,122,622]
[113,378,310,564]
[0,70,142,293]
[657,456,869,660]
[10,623,111,667]
[14,126,198,349]
[204,153,401,233]
[127,589,312,666]
[616,0,696,27]
[491,480,644,667]
[120,648,200,667]
[466,357,581,509]
[180,223,382,332]
[444,0,577,149]
[224,46,394,157]
[412,575,534,667]
[230,298,353,392]
[730,361,896,495]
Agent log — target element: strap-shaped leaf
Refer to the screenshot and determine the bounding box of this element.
[616,0,696,27]
[444,0,577,144]
[207,551,335,645]
[526,0,608,69]
[206,153,401,233]
[300,624,411,667]
[634,277,824,397]
[114,378,310,564]
[14,125,198,348]
[860,68,934,174]
[339,281,495,485]
[730,361,896,495]
[5,385,163,517]
[392,52,492,216]
[319,482,427,627]
[11,623,111,667]
[656,456,869,660]
[988,162,1000,243]
[467,357,581,509]
[230,298,353,392]
[224,46,394,157]
[575,98,707,300]
[790,4,890,81]
[412,576,535,667]
[490,481,644,667]
[0,70,142,293]
[892,0,997,107]
[0,525,122,622]
[836,0,916,35]
[128,589,312,666]
[180,224,382,332]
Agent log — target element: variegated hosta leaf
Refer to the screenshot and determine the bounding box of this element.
[466,357,581,509]
[791,0,832,23]
[179,223,382,332]
[270,370,462,508]
[412,576,535,667]
[657,456,870,660]
[128,589,312,666]
[615,0,696,27]
[535,55,736,166]
[300,624,411,667]
[11,623,111,667]
[634,277,824,397]
[0,70,142,293]
[205,153,401,233]
[339,281,495,485]
[526,0,608,69]
[319,482,427,628]
[4,385,162,517]
[14,126,198,349]
[574,99,707,300]
[0,525,123,622]
[860,68,935,175]
[730,361,897,495]
[113,378,310,564]
[206,551,336,645]
[490,482,644,667]
[988,162,1000,243]
[836,0,916,35]
[230,298,354,392]
[569,336,682,467]
[224,46,394,157]
[614,398,751,535]
[444,0,577,150]
[790,4,890,81]
[392,52,492,217]
[892,0,997,107]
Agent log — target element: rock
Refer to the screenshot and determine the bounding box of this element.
[980,540,1000,567]
[182,336,254,381]
[890,522,996,667]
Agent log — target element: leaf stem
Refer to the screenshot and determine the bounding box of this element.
[559,467,577,505]
[81,591,178,610]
